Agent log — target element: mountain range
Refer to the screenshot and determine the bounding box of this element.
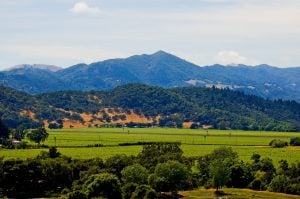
[1,51,300,101]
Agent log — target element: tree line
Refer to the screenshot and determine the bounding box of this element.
[1,142,300,198]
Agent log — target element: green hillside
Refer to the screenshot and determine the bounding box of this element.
[1,84,300,131]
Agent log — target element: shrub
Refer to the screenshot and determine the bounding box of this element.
[268,175,289,193]
[122,183,138,199]
[269,139,288,148]
[131,185,157,199]
[290,137,300,146]
[67,191,88,199]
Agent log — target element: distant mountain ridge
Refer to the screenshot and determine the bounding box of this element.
[1,51,300,101]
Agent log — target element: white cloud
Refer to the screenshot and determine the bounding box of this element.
[214,51,255,66]
[70,2,100,14]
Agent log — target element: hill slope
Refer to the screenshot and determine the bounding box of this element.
[1,51,300,101]
[1,84,299,131]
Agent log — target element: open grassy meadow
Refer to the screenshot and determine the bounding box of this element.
[1,128,300,166]
[180,188,300,199]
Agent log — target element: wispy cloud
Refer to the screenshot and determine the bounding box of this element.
[70,2,100,14]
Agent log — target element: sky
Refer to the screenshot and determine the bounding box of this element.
[0,0,300,69]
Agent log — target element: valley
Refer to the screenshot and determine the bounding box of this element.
[2,128,300,166]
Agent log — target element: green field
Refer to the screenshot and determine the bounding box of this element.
[180,188,300,199]
[1,128,300,166]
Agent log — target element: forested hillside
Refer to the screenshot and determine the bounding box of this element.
[1,84,300,131]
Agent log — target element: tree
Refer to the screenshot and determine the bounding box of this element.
[290,137,300,146]
[67,191,88,199]
[27,127,49,145]
[83,173,122,199]
[131,185,157,199]
[278,160,289,175]
[251,153,261,171]
[268,175,290,193]
[249,171,269,190]
[228,161,253,188]
[269,139,288,148]
[149,160,189,196]
[260,157,276,183]
[41,158,74,191]
[11,125,28,141]
[106,154,133,178]
[1,158,44,198]
[209,147,238,161]
[121,164,149,185]
[48,147,61,158]
[0,119,9,139]
[138,142,183,171]
[121,183,138,199]
[209,160,231,191]
[251,153,261,163]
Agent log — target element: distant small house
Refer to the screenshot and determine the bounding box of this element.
[202,125,213,129]
[12,139,21,145]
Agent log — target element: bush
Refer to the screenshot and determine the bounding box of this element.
[122,183,138,199]
[268,175,289,193]
[67,191,88,199]
[131,185,157,199]
[286,183,300,195]
[269,139,288,148]
[16,141,28,149]
[290,137,300,146]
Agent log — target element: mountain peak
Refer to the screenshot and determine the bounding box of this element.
[152,50,172,56]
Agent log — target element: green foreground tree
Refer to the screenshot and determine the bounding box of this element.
[209,160,231,191]
[11,125,28,141]
[149,160,189,197]
[121,163,149,185]
[27,127,49,146]
[83,173,122,199]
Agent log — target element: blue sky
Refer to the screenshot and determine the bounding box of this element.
[0,0,300,69]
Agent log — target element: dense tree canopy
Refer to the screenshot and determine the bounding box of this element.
[1,144,300,198]
[149,160,189,195]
